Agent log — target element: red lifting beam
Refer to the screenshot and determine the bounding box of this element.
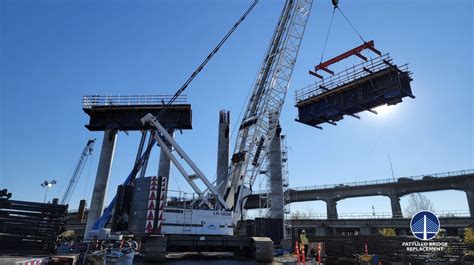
[309,40,382,79]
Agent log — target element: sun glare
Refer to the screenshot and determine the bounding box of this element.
[374,104,394,116]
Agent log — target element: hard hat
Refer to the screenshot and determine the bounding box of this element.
[302,229,306,233]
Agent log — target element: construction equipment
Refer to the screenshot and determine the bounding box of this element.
[91,137,156,232]
[138,0,313,231]
[60,139,95,205]
[223,0,313,225]
[131,0,314,261]
[86,0,411,262]
[89,0,257,234]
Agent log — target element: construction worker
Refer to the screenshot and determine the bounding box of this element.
[299,229,309,258]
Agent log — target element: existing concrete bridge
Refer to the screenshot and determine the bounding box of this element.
[289,215,474,236]
[245,169,474,219]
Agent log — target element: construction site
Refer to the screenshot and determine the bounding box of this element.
[1,0,473,264]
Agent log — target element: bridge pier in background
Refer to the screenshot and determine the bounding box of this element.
[389,195,403,218]
[326,199,338,219]
[466,189,474,217]
[216,111,230,195]
[84,129,118,239]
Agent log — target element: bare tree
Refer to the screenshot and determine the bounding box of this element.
[405,193,435,217]
[290,209,308,220]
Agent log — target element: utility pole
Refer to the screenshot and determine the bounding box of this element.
[387,155,395,182]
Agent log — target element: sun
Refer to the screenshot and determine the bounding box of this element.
[374,104,394,116]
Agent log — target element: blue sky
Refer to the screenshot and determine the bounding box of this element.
[1,0,472,217]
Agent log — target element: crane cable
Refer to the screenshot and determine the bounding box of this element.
[336,6,366,44]
[166,0,258,106]
[319,4,367,63]
[319,7,336,64]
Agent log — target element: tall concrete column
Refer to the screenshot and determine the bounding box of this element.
[326,199,338,219]
[389,195,403,218]
[84,129,117,238]
[158,129,174,207]
[466,189,474,218]
[269,126,284,219]
[216,110,230,195]
[158,130,174,180]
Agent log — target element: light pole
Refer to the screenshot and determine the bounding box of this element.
[41,180,57,203]
[387,155,395,182]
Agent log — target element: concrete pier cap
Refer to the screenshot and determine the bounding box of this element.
[82,94,192,238]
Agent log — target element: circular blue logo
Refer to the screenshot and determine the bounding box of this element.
[410,211,440,240]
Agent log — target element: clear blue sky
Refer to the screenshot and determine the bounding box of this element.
[1,0,472,216]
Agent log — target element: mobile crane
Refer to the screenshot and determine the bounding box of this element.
[136,0,314,261]
[140,0,313,231]
[88,0,315,262]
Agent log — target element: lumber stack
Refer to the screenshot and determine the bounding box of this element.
[0,191,68,255]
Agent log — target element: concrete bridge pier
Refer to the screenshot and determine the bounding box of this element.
[389,195,403,218]
[326,199,338,219]
[269,126,284,219]
[158,130,174,180]
[466,189,474,217]
[84,129,118,238]
[216,110,230,196]
[157,129,174,206]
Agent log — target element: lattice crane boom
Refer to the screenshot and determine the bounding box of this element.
[60,139,95,205]
[224,0,313,222]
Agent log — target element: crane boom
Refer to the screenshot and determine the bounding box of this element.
[60,139,96,205]
[224,0,313,222]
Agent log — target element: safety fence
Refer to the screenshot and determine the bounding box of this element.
[82,94,187,108]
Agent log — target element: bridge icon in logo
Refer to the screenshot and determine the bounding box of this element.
[410,211,440,240]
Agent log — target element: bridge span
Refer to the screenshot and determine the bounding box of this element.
[245,169,474,219]
[289,215,474,236]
